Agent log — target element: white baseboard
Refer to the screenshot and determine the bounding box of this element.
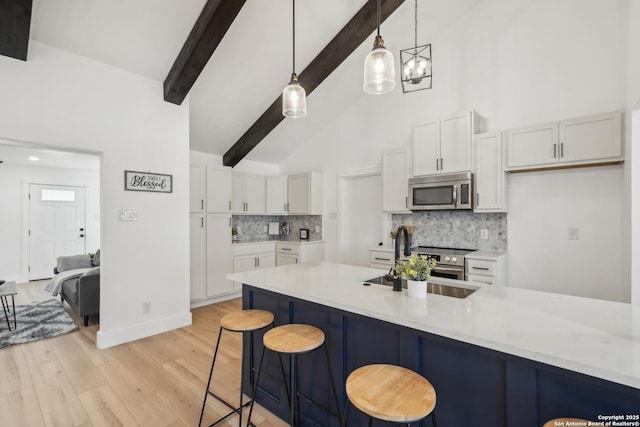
[190,291,241,309]
[96,311,192,349]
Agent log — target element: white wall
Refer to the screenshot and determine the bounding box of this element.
[190,151,279,175]
[277,0,630,300]
[0,163,100,282]
[0,41,191,348]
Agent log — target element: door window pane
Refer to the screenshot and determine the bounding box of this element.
[41,189,76,202]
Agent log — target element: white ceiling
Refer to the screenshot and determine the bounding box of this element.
[0,139,100,171]
[26,0,478,165]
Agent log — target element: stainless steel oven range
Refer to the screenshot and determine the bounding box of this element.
[411,246,475,281]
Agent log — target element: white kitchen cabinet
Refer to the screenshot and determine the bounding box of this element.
[413,110,476,176]
[465,251,507,287]
[266,175,288,214]
[206,165,232,213]
[190,164,205,213]
[288,172,322,215]
[206,214,233,297]
[506,111,622,171]
[232,174,266,214]
[232,242,276,291]
[275,241,324,266]
[369,248,395,270]
[382,148,411,213]
[189,214,206,300]
[473,132,507,212]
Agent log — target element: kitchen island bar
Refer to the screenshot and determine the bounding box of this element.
[228,262,640,427]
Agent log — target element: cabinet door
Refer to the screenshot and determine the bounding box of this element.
[382,149,410,213]
[206,214,233,297]
[231,174,244,214]
[506,122,558,168]
[189,214,206,301]
[189,164,205,213]
[258,253,276,268]
[288,174,310,214]
[440,111,473,173]
[266,176,288,214]
[243,175,265,214]
[412,121,440,176]
[474,132,505,212]
[234,254,258,272]
[559,111,622,164]
[206,166,231,213]
[277,253,298,266]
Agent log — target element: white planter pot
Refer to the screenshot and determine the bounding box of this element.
[407,279,427,299]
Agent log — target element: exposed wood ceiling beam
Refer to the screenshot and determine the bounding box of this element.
[0,0,33,61]
[223,0,405,167]
[164,0,246,105]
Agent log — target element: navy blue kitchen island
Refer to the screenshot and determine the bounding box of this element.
[229,262,640,427]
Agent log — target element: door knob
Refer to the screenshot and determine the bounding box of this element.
[80,228,85,231]
[80,234,85,237]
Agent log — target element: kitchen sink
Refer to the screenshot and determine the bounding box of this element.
[364,275,478,299]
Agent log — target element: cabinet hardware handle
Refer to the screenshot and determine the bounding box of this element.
[201,199,204,210]
[255,257,258,267]
[228,201,231,211]
[282,248,292,251]
[477,193,480,207]
[472,266,490,270]
[441,158,444,170]
[295,258,298,263]
[553,143,557,158]
[257,257,259,267]
[405,197,408,208]
[436,158,439,171]
[201,217,204,228]
[477,280,492,285]
[374,257,391,261]
[560,142,564,158]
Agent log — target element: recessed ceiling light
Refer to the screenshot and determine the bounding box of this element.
[28,156,39,161]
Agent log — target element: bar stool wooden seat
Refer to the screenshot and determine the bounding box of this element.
[246,324,342,426]
[199,309,274,427]
[543,418,590,427]
[342,364,438,426]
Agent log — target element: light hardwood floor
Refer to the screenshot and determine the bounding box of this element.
[0,284,288,427]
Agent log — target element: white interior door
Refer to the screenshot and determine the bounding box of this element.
[29,184,86,280]
[341,174,382,267]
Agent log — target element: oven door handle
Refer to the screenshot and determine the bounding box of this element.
[433,266,463,273]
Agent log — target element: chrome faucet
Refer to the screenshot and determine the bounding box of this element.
[391,226,412,291]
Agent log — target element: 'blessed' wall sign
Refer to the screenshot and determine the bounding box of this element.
[124,170,173,193]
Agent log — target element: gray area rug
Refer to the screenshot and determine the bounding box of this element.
[0,299,78,349]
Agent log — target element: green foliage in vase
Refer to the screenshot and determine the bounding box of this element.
[394,254,437,281]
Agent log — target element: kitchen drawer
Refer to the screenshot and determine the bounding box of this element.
[276,242,300,255]
[466,259,496,276]
[466,274,495,286]
[369,250,395,266]
[233,242,275,257]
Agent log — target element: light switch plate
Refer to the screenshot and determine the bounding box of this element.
[480,229,488,240]
[119,209,137,221]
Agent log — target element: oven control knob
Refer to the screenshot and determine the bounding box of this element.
[444,256,451,262]
[452,257,458,263]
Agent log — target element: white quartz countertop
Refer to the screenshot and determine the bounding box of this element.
[232,239,325,245]
[227,262,640,389]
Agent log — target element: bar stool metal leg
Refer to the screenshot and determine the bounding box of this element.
[199,326,224,427]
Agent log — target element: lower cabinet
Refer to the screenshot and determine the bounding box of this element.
[369,248,395,269]
[190,213,233,307]
[275,241,325,266]
[232,242,276,291]
[465,251,507,287]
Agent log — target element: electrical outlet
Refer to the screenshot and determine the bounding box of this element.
[480,229,488,240]
[568,227,579,240]
[263,225,268,232]
[143,301,151,314]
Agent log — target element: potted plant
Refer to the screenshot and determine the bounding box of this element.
[232,227,238,241]
[394,254,437,298]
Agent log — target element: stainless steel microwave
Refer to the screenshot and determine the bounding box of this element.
[408,172,473,210]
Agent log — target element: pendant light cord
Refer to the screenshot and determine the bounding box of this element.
[292,0,296,75]
[377,0,381,37]
[414,0,418,47]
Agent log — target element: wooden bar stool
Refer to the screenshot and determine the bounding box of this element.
[246,324,342,426]
[198,309,274,427]
[543,418,590,427]
[342,364,438,427]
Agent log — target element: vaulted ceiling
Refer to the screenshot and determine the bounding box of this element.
[5,0,480,165]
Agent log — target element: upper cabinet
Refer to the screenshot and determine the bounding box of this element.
[506,111,623,172]
[232,174,266,214]
[190,164,231,213]
[473,132,507,213]
[288,172,322,215]
[206,165,232,213]
[382,148,411,213]
[266,175,288,214]
[413,110,476,176]
[190,164,205,213]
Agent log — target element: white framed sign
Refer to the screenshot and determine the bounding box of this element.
[124,170,173,193]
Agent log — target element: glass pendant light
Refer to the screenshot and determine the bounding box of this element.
[282,0,307,118]
[363,0,395,95]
